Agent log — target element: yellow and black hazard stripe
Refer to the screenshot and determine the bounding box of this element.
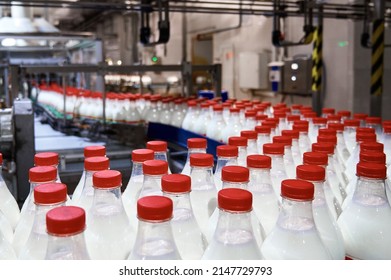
[312,26,323,92]
[371,19,385,97]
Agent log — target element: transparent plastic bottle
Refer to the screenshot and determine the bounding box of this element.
[365,116,383,139]
[202,188,263,260]
[71,156,109,212]
[138,159,168,198]
[214,145,238,191]
[34,152,61,183]
[309,117,327,144]
[193,103,211,136]
[303,152,342,221]
[263,143,288,200]
[206,104,226,142]
[207,166,265,248]
[383,126,391,165]
[162,174,207,260]
[86,170,134,259]
[45,206,90,260]
[255,126,271,154]
[240,131,258,156]
[296,165,345,260]
[0,224,16,259]
[262,119,279,138]
[221,108,242,143]
[170,99,185,128]
[0,208,13,244]
[343,151,388,209]
[0,153,20,230]
[228,136,248,167]
[243,110,257,130]
[261,179,332,260]
[281,129,301,168]
[246,155,279,235]
[126,95,142,124]
[145,96,161,123]
[274,110,288,131]
[72,145,106,202]
[181,138,207,176]
[337,162,391,259]
[122,149,154,223]
[343,119,360,155]
[128,196,181,260]
[160,98,172,125]
[146,140,172,173]
[328,123,350,167]
[344,131,377,182]
[273,136,295,179]
[189,153,217,237]
[13,166,57,256]
[181,100,198,132]
[19,183,67,260]
[293,121,311,157]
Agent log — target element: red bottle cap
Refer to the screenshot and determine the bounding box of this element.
[46,206,86,236]
[291,104,303,110]
[337,110,351,117]
[287,115,301,122]
[281,179,314,201]
[142,160,168,175]
[161,174,191,193]
[255,114,268,121]
[382,120,391,127]
[29,166,57,183]
[255,125,271,134]
[356,132,376,143]
[240,130,257,140]
[216,145,238,157]
[317,135,337,145]
[356,162,386,179]
[281,129,300,139]
[296,164,326,181]
[293,123,309,132]
[218,188,252,212]
[147,140,167,152]
[245,110,256,118]
[312,117,327,125]
[247,155,271,169]
[356,127,375,134]
[322,108,335,115]
[360,141,384,152]
[303,112,317,119]
[274,111,286,118]
[137,196,173,221]
[273,136,292,146]
[344,119,360,127]
[318,128,337,136]
[93,170,122,189]
[228,136,248,147]
[132,149,155,163]
[312,142,334,155]
[353,113,368,120]
[230,107,240,113]
[328,123,344,131]
[84,156,109,171]
[365,116,382,124]
[221,166,250,183]
[34,152,59,166]
[187,100,197,107]
[187,138,207,149]
[189,153,214,167]
[84,146,106,158]
[327,115,342,122]
[303,152,328,166]
[384,126,391,133]
[213,105,223,112]
[294,120,309,127]
[34,183,67,205]
[359,151,386,164]
[263,143,285,155]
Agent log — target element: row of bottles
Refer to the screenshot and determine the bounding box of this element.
[2,101,391,259]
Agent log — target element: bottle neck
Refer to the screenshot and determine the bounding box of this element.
[131,162,144,178]
[46,231,90,260]
[214,209,254,244]
[221,181,248,189]
[248,168,274,194]
[308,180,327,208]
[213,111,224,120]
[190,166,215,191]
[141,174,165,197]
[215,157,238,173]
[353,176,389,207]
[32,201,67,234]
[267,154,285,169]
[92,186,124,210]
[154,152,168,162]
[277,198,316,231]
[163,192,194,222]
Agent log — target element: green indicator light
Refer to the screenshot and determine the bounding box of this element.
[152,56,158,63]
[338,41,348,47]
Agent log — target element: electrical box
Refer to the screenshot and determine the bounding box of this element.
[283,57,312,95]
[239,52,269,89]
